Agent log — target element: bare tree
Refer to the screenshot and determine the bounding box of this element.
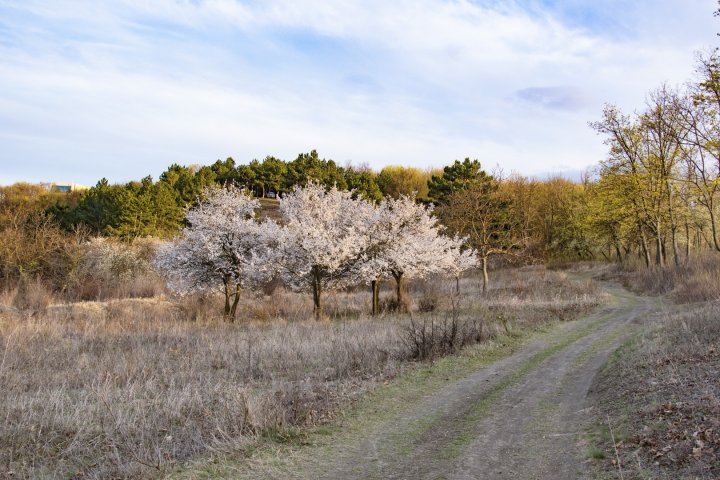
[438,179,522,293]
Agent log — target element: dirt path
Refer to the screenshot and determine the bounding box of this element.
[219,281,656,480]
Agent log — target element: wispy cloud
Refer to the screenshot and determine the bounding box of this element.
[0,0,718,185]
[516,86,590,112]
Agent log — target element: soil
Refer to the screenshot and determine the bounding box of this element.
[211,279,657,480]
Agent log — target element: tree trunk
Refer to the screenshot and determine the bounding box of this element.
[455,275,460,294]
[655,221,664,268]
[371,277,380,316]
[699,224,713,249]
[481,256,489,293]
[685,221,691,260]
[312,266,322,319]
[670,228,680,267]
[667,182,680,267]
[229,283,241,321]
[639,226,651,268]
[392,271,404,306]
[222,276,231,319]
[697,225,703,249]
[709,206,720,252]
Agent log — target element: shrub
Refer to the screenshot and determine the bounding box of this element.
[402,297,485,360]
[68,237,165,301]
[0,212,82,294]
[614,253,720,303]
[12,276,56,312]
[413,279,444,312]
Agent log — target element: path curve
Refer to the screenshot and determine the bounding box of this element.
[231,281,655,480]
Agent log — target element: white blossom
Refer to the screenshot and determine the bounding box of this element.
[277,183,374,315]
[356,195,457,279]
[355,194,475,305]
[154,185,279,319]
[443,239,479,279]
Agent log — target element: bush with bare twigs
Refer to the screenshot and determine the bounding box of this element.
[403,296,485,360]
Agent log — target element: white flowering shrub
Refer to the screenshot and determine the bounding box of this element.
[69,237,164,300]
[82,237,149,279]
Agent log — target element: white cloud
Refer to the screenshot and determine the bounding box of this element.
[0,0,718,184]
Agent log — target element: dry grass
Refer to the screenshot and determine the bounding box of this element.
[609,253,720,303]
[0,308,405,478]
[590,253,720,479]
[590,302,720,479]
[0,266,605,478]
[476,266,607,325]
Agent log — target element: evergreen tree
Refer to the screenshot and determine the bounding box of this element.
[285,150,348,190]
[69,179,124,235]
[427,158,493,204]
[344,167,383,203]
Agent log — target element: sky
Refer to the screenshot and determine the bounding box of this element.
[1,0,719,186]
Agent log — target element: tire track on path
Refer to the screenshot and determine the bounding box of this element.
[184,280,656,480]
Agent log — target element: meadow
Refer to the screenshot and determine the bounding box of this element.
[0,262,604,478]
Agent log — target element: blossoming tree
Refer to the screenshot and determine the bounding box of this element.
[356,195,473,313]
[444,239,479,293]
[154,186,279,320]
[278,183,374,318]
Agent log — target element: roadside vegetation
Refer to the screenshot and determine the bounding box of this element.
[587,254,720,479]
[0,263,604,478]
[579,13,720,478]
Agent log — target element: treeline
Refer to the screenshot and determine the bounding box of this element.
[0,156,591,296]
[5,49,720,298]
[42,150,446,239]
[588,50,720,267]
[1,151,590,264]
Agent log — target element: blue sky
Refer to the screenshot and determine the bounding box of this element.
[0,0,718,186]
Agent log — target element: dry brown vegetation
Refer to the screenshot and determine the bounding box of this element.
[591,303,720,479]
[590,254,720,479]
[0,266,604,478]
[609,254,720,304]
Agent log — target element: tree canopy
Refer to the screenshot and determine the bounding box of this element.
[427,158,493,204]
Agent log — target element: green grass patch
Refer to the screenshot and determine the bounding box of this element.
[527,399,561,434]
[588,446,607,460]
[573,323,638,369]
[260,427,308,445]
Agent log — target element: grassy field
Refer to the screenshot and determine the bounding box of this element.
[0,266,605,478]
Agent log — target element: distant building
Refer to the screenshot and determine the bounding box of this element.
[42,182,89,193]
